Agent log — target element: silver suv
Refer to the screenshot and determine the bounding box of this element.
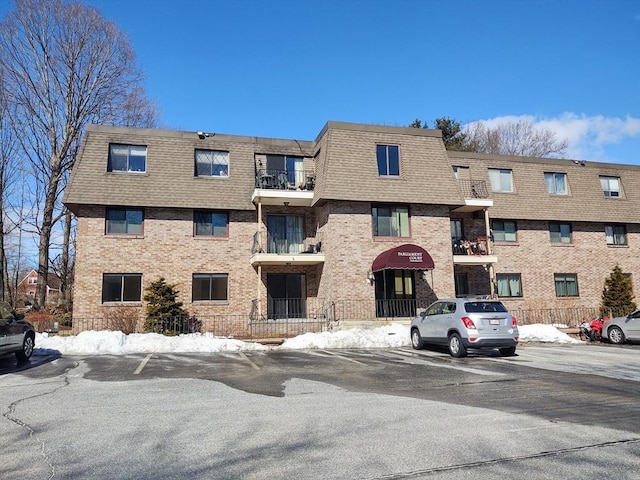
[410,298,518,357]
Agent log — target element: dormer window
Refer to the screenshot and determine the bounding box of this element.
[195,149,229,177]
[488,168,513,192]
[544,172,567,195]
[600,176,621,198]
[108,144,147,172]
[376,145,400,177]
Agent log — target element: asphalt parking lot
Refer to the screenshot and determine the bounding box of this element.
[2,343,639,479]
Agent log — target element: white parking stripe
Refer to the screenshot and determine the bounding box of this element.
[238,352,260,370]
[320,350,368,365]
[133,354,153,375]
[387,349,505,376]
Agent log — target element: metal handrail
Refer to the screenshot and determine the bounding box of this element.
[255,168,315,190]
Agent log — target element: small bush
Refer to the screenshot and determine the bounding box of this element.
[104,306,140,334]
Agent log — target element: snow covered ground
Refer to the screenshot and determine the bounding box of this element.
[33,323,580,356]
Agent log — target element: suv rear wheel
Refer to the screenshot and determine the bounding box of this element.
[448,333,467,358]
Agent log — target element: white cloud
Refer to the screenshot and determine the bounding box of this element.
[464,113,640,162]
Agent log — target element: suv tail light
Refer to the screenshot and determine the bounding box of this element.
[461,317,476,329]
[512,316,518,328]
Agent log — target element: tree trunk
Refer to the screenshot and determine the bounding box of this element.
[34,169,61,310]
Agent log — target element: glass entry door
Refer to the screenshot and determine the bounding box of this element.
[374,269,416,318]
[267,273,306,319]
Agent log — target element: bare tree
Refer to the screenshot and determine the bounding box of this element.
[0,73,25,304]
[0,0,156,309]
[464,118,568,158]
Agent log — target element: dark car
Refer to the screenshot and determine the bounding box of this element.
[0,301,35,361]
[601,310,640,344]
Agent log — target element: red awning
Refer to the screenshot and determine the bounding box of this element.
[371,244,435,272]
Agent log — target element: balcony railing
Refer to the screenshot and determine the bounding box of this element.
[252,231,322,255]
[458,179,489,199]
[256,168,315,191]
[452,236,490,255]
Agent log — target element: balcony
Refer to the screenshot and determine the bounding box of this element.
[250,231,325,266]
[452,179,493,213]
[252,169,315,207]
[452,237,497,265]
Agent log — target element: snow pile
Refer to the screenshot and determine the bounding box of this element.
[33,323,580,356]
[35,330,269,355]
[280,323,409,349]
[518,324,580,344]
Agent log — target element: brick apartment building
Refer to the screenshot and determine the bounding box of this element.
[63,121,640,334]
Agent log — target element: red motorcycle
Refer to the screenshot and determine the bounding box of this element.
[579,317,605,342]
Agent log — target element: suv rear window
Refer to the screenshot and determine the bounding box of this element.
[464,302,508,313]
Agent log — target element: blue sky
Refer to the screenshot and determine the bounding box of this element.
[2,0,640,163]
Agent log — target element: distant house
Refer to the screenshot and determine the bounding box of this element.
[17,270,61,306]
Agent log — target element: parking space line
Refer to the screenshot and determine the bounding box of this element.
[238,352,260,370]
[320,350,368,365]
[133,354,153,375]
[387,349,505,376]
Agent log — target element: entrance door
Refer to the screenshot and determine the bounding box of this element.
[267,273,306,319]
[374,269,416,318]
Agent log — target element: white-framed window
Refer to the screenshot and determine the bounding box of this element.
[106,207,143,235]
[376,145,400,177]
[497,273,522,298]
[372,205,409,237]
[488,168,513,192]
[549,222,572,243]
[491,220,517,242]
[102,274,142,303]
[555,273,579,297]
[600,176,621,198]
[605,224,627,245]
[544,172,567,195]
[192,273,228,301]
[28,277,37,284]
[195,149,229,177]
[108,144,147,172]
